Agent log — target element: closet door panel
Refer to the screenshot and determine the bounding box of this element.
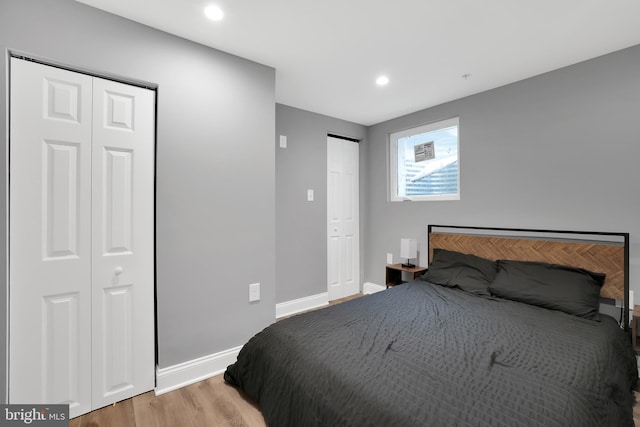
[44,141,81,258]
[103,148,133,254]
[9,58,93,418]
[91,77,155,409]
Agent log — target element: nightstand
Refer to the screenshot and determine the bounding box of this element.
[632,305,640,352]
[385,263,427,288]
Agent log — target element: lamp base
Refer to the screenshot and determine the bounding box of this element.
[402,262,415,268]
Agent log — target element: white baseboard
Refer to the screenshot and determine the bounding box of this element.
[156,292,331,394]
[276,292,329,319]
[155,346,242,395]
[363,282,385,294]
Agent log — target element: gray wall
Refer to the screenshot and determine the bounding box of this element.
[364,45,640,290]
[1,0,276,400]
[275,104,366,303]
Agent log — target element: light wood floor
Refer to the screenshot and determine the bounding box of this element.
[70,374,266,427]
[72,292,640,427]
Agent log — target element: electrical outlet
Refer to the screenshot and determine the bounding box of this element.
[279,135,287,148]
[616,291,635,308]
[249,283,260,302]
[387,253,393,264]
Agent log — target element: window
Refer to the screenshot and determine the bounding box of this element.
[389,117,459,201]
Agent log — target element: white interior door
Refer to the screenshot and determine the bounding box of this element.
[327,136,359,300]
[9,58,93,416]
[91,77,155,409]
[9,58,155,418]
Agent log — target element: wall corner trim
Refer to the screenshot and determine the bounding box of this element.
[155,346,242,395]
[275,292,329,319]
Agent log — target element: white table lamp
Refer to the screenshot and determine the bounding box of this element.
[400,238,417,268]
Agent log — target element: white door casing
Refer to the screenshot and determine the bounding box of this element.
[9,58,155,418]
[327,136,359,300]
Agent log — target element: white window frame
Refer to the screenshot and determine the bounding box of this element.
[389,117,460,202]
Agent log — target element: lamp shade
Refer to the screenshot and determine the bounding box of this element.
[400,238,417,260]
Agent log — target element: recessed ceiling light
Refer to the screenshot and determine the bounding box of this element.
[204,4,224,21]
[376,75,389,86]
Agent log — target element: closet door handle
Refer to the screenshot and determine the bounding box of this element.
[114,266,124,276]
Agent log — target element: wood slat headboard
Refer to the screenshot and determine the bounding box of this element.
[427,226,629,327]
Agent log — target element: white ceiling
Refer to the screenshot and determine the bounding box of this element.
[76,0,640,126]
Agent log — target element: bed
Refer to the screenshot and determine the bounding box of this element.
[225,225,638,426]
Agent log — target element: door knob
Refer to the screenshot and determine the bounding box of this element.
[114,266,124,275]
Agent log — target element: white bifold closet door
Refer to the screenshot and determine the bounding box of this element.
[9,58,155,418]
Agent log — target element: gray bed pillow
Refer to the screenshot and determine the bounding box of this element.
[422,249,498,296]
[488,259,605,320]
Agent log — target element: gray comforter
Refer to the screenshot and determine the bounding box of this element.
[225,281,637,426]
